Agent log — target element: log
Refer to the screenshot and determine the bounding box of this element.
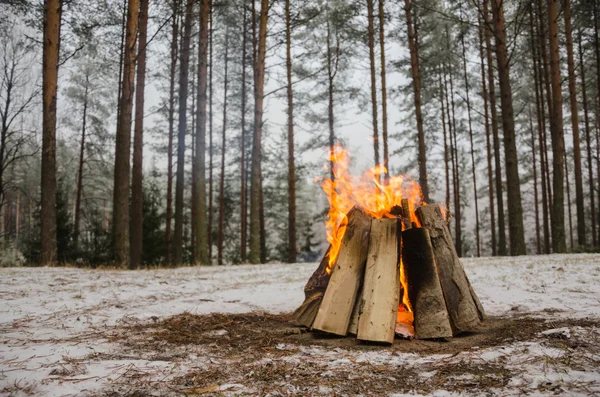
[401,199,412,230]
[293,246,331,327]
[347,285,363,335]
[312,206,372,336]
[402,228,453,339]
[357,218,400,344]
[416,204,484,334]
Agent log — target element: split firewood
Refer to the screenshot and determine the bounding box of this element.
[293,246,331,328]
[402,227,453,339]
[347,285,363,335]
[416,204,484,335]
[357,218,401,344]
[312,206,372,336]
[401,198,412,230]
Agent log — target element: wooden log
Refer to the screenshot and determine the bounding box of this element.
[401,199,412,230]
[357,218,401,344]
[347,285,363,335]
[312,206,372,336]
[402,228,453,339]
[416,204,484,334]
[293,246,331,328]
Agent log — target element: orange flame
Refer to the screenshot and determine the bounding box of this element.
[319,145,424,273]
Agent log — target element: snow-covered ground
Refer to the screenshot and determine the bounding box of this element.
[1,253,599,396]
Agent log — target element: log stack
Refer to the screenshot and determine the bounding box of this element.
[293,203,485,344]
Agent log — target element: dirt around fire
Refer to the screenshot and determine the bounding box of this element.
[97,312,599,395]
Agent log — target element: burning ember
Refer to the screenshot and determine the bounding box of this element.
[294,145,484,344]
[317,145,424,335]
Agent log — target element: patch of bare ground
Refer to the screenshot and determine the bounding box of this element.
[91,312,600,395]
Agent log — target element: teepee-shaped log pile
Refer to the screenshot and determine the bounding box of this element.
[294,203,485,344]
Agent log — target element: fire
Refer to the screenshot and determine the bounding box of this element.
[319,145,424,272]
[318,145,423,334]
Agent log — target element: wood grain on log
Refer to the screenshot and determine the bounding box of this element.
[416,204,483,334]
[312,206,372,336]
[357,218,401,344]
[402,227,453,339]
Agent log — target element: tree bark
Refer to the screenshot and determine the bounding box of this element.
[378,0,389,179]
[208,2,214,263]
[112,0,138,267]
[240,4,248,262]
[459,20,480,257]
[593,1,600,246]
[173,0,194,265]
[478,18,496,256]
[546,0,567,253]
[41,0,62,265]
[537,0,554,217]
[285,0,297,263]
[166,0,179,266]
[326,19,337,181]
[73,76,88,249]
[483,0,507,256]
[490,0,526,255]
[529,107,541,254]
[563,0,585,247]
[194,0,209,265]
[130,0,149,269]
[446,52,462,256]
[565,147,574,250]
[579,30,596,247]
[367,0,380,171]
[438,71,450,216]
[404,0,429,201]
[531,4,551,254]
[249,0,268,264]
[217,29,229,266]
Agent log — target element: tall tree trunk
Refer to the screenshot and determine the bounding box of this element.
[367,0,380,169]
[190,33,197,264]
[112,0,138,267]
[565,148,574,250]
[404,0,429,201]
[208,3,213,263]
[546,0,567,253]
[593,0,600,246]
[483,0,507,256]
[459,20,480,257]
[442,63,458,246]
[166,1,179,266]
[73,76,89,248]
[326,19,337,180]
[115,0,127,137]
[531,5,551,254]
[579,30,596,247]
[563,0,585,247]
[130,0,149,269]
[240,4,248,262]
[285,0,297,263]
[438,71,450,215]
[173,0,194,265]
[529,107,541,254]
[378,0,389,179]
[217,30,229,266]
[478,18,496,256]
[249,0,268,264]
[194,0,209,265]
[41,0,62,265]
[490,0,526,255]
[537,0,554,216]
[447,53,462,256]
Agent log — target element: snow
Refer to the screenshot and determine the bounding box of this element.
[1,253,600,395]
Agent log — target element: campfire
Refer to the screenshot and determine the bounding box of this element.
[294,146,485,343]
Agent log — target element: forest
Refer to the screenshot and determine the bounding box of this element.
[1,0,600,267]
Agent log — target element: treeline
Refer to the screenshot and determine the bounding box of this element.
[0,0,599,267]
